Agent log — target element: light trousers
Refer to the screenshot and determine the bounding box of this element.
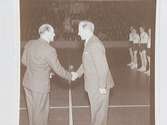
[24,88,49,125]
[88,89,110,125]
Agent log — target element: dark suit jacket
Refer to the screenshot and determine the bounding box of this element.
[77,35,115,93]
[22,38,71,93]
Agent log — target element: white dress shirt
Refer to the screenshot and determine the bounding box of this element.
[140,32,149,44]
[132,33,140,44]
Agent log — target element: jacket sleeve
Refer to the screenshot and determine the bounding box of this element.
[76,64,84,78]
[46,48,71,81]
[21,43,29,66]
[89,43,108,89]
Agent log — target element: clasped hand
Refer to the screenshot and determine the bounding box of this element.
[99,88,107,94]
[71,72,78,81]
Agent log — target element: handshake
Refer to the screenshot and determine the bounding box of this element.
[49,65,79,81]
[69,65,79,81]
[71,72,79,81]
[50,65,107,94]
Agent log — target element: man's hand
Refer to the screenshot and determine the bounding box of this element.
[99,88,107,94]
[49,72,54,78]
[71,72,79,81]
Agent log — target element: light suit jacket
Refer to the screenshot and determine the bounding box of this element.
[22,38,71,93]
[77,35,115,93]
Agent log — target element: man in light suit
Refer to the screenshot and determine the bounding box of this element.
[21,24,71,125]
[72,21,115,125]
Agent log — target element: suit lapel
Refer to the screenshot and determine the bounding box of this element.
[84,35,95,52]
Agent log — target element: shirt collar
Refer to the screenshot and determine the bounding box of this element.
[84,34,94,47]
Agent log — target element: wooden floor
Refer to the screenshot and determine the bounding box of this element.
[19,48,151,125]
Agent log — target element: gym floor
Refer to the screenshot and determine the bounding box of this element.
[19,48,151,125]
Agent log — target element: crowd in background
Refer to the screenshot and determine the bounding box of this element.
[127,26,151,76]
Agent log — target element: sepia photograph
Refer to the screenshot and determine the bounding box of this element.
[19,0,156,125]
[1,0,167,125]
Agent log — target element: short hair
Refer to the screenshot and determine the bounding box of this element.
[38,24,54,35]
[139,26,145,31]
[130,26,134,29]
[130,26,134,31]
[79,20,95,33]
[132,28,136,32]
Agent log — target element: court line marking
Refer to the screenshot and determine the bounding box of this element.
[19,106,69,110]
[20,104,150,110]
[73,105,150,108]
[69,86,73,125]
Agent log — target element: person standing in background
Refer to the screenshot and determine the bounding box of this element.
[138,26,149,72]
[130,28,140,70]
[145,28,151,76]
[127,26,134,67]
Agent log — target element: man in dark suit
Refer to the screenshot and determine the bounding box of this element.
[71,21,115,125]
[22,24,71,125]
